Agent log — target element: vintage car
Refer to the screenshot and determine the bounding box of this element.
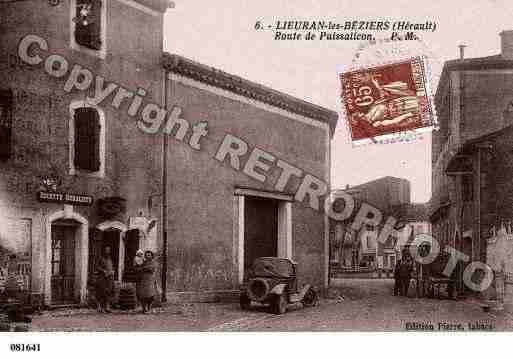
[239,257,318,314]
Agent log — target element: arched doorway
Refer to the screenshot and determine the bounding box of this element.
[45,208,89,305]
[94,221,128,282]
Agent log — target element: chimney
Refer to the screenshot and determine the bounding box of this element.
[500,30,513,59]
[458,44,467,60]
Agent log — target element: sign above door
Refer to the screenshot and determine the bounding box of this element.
[37,191,93,206]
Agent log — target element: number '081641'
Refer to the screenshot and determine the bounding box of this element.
[10,343,41,352]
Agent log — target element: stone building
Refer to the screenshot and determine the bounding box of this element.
[431,30,513,292]
[0,0,337,306]
[161,54,337,294]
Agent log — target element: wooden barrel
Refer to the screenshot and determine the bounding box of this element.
[118,283,137,310]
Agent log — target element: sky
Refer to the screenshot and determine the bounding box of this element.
[163,0,513,203]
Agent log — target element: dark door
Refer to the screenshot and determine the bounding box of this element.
[51,223,77,304]
[123,229,140,282]
[102,230,120,280]
[244,196,278,278]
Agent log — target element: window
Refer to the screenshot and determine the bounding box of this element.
[71,0,106,58]
[0,89,13,161]
[69,102,105,177]
[74,107,100,171]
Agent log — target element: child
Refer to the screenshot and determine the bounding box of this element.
[133,249,144,267]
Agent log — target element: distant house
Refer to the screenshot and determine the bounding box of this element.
[330,177,413,276]
[391,203,431,251]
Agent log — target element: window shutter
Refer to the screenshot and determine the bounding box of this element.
[0,90,13,161]
[74,108,91,170]
[75,0,103,51]
[90,110,101,172]
[74,107,101,172]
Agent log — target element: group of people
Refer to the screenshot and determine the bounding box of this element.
[95,246,157,314]
[393,257,414,297]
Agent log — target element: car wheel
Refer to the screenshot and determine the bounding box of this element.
[271,294,287,315]
[301,288,318,307]
[239,293,251,310]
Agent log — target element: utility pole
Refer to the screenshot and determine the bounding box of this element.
[161,69,169,303]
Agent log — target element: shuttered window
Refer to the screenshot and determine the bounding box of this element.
[0,89,12,161]
[74,0,103,51]
[74,107,101,172]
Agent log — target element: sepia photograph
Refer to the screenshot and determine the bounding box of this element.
[1,0,512,357]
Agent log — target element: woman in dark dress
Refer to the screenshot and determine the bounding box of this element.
[136,250,157,314]
[96,246,115,313]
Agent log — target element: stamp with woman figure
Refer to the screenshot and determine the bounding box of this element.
[340,56,435,144]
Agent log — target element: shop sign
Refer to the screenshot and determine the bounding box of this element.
[37,191,93,206]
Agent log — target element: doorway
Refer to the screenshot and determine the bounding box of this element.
[123,229,141,282]
[235,189,293,284]
[102,230,120,280]
[51,220,79,304]
[243,196,279,278]
[90,224,127,283]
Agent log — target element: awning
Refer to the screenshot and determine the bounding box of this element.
[445,154,473,176]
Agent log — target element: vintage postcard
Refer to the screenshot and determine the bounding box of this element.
[1,0,512,357]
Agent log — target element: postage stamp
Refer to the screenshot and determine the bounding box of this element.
[340,56,436,144]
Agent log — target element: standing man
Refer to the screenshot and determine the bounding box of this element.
[398,257,413,297]
[96,246,115,313]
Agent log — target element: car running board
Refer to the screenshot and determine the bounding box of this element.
[289,284,311,303]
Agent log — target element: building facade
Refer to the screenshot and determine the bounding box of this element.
[431,30,513,291]
[160,54,337,294]
[0,0,337,306]
[0,0,171,305]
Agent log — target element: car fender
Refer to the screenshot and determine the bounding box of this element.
[270,283,287,295]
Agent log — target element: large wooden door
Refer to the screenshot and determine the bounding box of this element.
[51,223,77,304]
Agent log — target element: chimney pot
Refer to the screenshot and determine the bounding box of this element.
[458,44,467,60]
[500,30,513,59]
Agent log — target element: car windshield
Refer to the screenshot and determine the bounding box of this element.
[252,258,294,278]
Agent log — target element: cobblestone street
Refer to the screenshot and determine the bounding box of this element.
[29,279,513,331]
